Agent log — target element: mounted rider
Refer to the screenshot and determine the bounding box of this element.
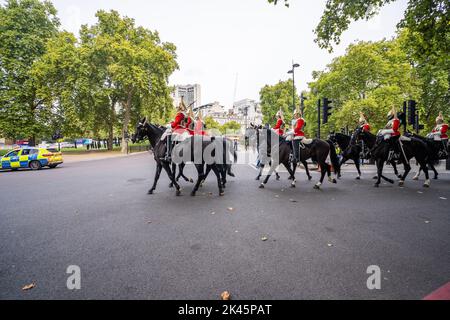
[194,109,207,136]
[359,112,371,133]
[428,112,448,157]
[290,106,307,163]
[273,110,285,136]
[186,106,195,136]
[163,96,190,160]
[377,107,402,162]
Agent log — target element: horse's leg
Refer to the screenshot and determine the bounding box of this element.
[429,162,438,180]
[327,163,337,184]
[398,158,411,187]
[210,165,225,196]
[314,160,327,190]
[169,163,176,188]
[421,161,431,187]
[413,167,422,181]
[259,163,275,189]
[374,159,383,187]
[392,162,402,179]
[220,165,227,188]
[181,163,194,183]
[148,163,162,195]
[354,156,362,180]
[301,159,312,181]
[191,164,205,196]
[283,161,297,188]
[289,161,297,180]
[276,170,281,181]
[162,162,181,196]
[338,156,348,179]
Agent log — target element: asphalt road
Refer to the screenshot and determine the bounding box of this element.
[0,152,449,300]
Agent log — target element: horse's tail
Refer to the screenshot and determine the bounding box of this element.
[327,140,341,176]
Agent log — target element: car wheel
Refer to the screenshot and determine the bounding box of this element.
[29,161,42,171]
[49,164,58,169]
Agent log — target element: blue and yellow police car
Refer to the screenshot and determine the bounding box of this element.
[0,147,63,171]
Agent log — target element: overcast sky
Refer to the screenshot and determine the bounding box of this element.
[49,0,408,107]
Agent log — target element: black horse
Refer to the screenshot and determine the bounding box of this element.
[133,118,225,196]
[247,126,339,190]
[406,132,447,180]
[329,132,363,179]
[357,129,431,188]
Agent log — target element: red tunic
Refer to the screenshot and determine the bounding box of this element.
[294,118,305,137]
[391,119,401,137]
[171,112,186,131]
[273,119,284,136]
[361,123,371,132]
[433,124,448,139]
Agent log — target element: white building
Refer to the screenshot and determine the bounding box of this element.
[233,99,263,126]
[171,84,201,109]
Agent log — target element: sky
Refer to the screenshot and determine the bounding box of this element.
[47,0,409,108]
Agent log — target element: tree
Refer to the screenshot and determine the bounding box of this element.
[259,79,299,126]
[31,32,86,140]
[220,121,241,135]
[0,0,59,144]
[79,10,178,152]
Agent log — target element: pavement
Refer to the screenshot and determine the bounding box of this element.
[0,152,449,300]
[62,151,145,163]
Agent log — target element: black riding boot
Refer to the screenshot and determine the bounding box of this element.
[293,140,300,164]
[165,134,173,161]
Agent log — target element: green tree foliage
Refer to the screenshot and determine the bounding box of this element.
[259,79,299,126]
[304,36,448,136]
[220,121,241,134]
[0,0,59,143]
[78,10,178,152]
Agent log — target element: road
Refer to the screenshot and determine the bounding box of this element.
[0,152,449,300]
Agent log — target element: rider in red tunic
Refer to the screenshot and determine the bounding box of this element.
[273,110,285,136]
[359,112,371,133]
[291,108,306,163]
[378,107,402,162]
[186,107,195,136]
[194,110,207,136]
[430,112,448,141]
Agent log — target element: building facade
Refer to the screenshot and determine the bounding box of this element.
[171,84,201,109]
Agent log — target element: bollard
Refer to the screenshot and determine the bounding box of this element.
[446,157,450,170]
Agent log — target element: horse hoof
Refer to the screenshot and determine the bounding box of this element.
[259,184,265,189]
[256,176,261,181]
[433,176,438,180]
[176,190,181,196]
[356,176,361,180]
[397,175,403,179]
[412,176,419,181]
[276,176,280,181]
[423,183,430,188]
[148,190,154,195]
[399,181,404,187]
[228,173,235,178]
[190,191,196,197]
[219,192,225,196]
[313,185,320,190]
[308,176,312,181]
[169,184,174,188]
[189,178,194,183]
[372,176,378,180]
[332,179,337,184]
[374,183,379,188]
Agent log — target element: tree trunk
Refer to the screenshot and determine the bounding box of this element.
[108,97,116,151]
[121,91,133,154]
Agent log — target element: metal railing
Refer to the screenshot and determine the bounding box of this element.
[128,144,151,154]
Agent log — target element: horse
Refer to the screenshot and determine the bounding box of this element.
[356,129,431,188]
[132,118,225,196]
[329,132,362,179]
[247,125,338,190]
[406,132,446,180]
[245,126,281,181]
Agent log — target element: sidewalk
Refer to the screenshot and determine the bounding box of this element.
[63,151,149,163]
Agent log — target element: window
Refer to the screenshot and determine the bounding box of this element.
[21,149,32,156]
[5,150,20,158]
[30,149,40,155]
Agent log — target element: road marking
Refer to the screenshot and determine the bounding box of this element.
[423,282,450,300]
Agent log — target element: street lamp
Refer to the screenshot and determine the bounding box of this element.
[287,63,300,112]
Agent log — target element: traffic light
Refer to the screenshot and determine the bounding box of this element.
[300,93,308,114]
[322,98,333,124]
[408,100,417,126]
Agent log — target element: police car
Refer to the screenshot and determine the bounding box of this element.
[0,147,63,171]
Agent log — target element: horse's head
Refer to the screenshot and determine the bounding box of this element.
[133,117,148,143]
[328,131,337,144]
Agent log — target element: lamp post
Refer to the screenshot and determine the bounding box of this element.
[287,63,300,112]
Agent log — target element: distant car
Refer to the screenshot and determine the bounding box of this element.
[0,147,63,171]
